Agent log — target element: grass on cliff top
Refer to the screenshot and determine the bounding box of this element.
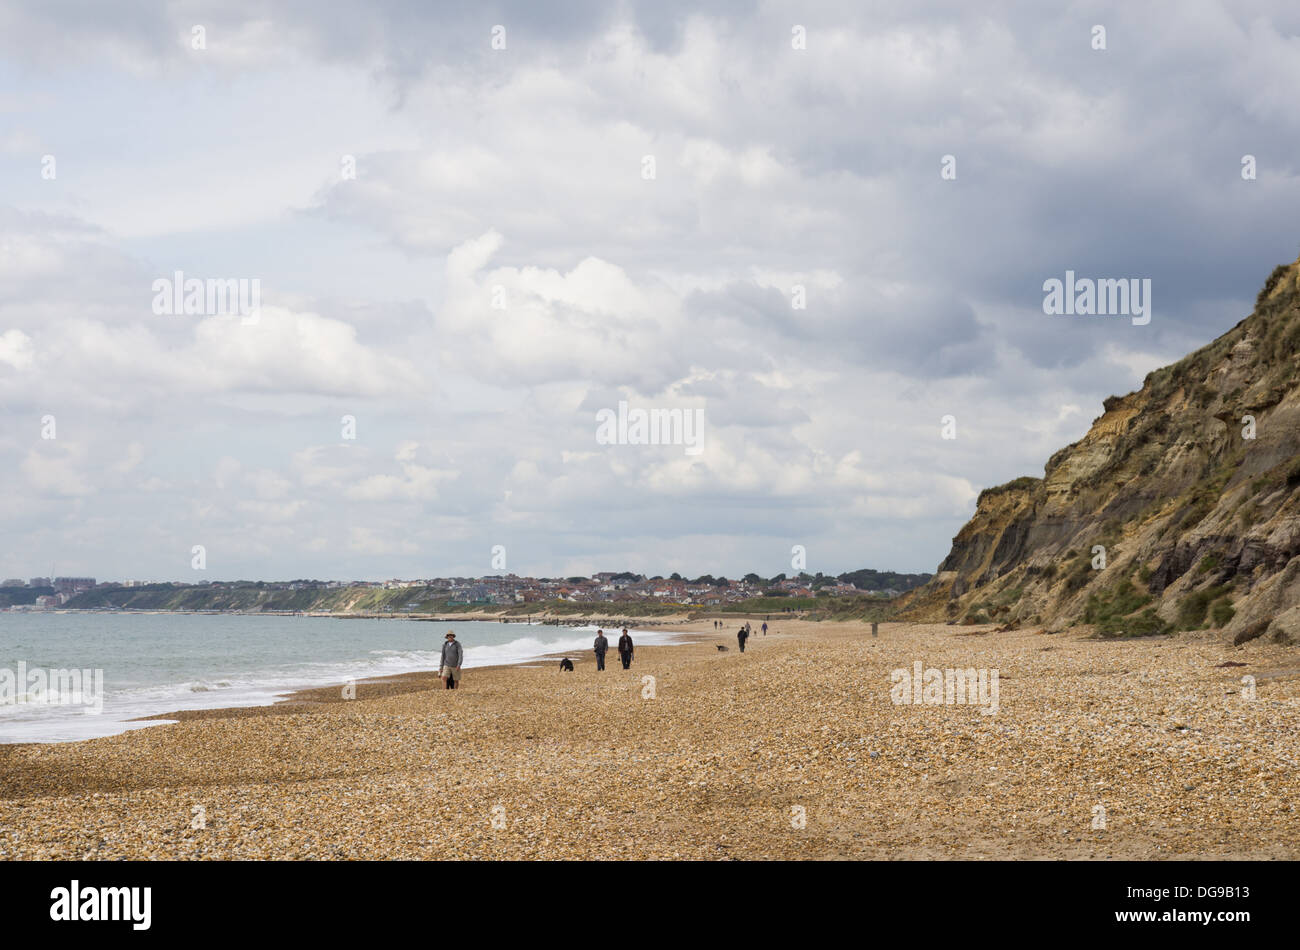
[976,476,1041,506]
[1257,263,1291,308]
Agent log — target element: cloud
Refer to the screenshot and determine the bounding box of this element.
[0,329,34,369]
[0,1,1297,580]
[21,443,94,497]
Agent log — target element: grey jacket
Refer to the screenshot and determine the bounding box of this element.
[441,639,463,668]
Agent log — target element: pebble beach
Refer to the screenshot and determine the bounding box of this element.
[1,620,1298,860]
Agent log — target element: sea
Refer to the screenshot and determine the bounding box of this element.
[0,613,677,744]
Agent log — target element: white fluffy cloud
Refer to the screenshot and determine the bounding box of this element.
[0,1,1297,580]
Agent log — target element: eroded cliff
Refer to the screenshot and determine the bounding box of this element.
[899,255,1300,643]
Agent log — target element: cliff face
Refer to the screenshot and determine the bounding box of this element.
[899,255,1300,643]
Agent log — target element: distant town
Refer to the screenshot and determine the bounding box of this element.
[0,569,932,614]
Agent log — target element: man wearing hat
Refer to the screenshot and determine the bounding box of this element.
[441,631,463,690]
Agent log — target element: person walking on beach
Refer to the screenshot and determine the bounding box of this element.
[761,621,768,636]
[594,629,609,671]
[737,625,749,653]
[617,628,634,670]
[441,631,463,690]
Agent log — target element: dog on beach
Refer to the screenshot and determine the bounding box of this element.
[559,658,575,671]
[716,645,729,652]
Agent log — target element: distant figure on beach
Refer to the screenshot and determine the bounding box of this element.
[618,628,634,669]
[761,621,768,636]
[441,631,463,690]
[593,629,609,671]
[559,657,574,672]
[737,626,749,653]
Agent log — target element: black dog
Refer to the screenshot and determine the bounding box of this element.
[559,657,575,671]
[716,645,729,652]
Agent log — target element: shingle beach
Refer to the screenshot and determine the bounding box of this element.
[2,621,1297,860]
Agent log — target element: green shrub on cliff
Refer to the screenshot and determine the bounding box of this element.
[1178,493,1214,531]
[1083,579,1152,628]
[1062,553,1094,594]
[1210,598,1236,627]
[1084,579,1172,637]
[1097,607,1171,638]
[1177,585,1231,629]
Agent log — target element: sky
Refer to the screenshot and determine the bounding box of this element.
[1,0,1298,582]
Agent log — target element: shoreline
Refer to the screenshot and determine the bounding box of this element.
[132,623,717,727]
[0,618,717,745]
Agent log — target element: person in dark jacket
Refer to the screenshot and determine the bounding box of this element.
[737,626,749,653]
[617,628,634,669]
[593,629,608,670]
[441,631,463,689]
